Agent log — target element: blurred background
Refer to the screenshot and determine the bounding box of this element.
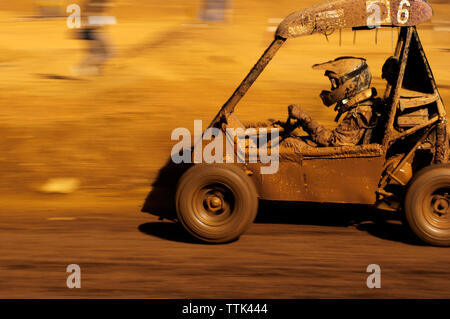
[0,0,448,198]
[0,1,449,298]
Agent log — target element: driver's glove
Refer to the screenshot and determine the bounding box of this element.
[288,104,309,123]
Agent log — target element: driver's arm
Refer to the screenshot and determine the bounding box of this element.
[288,104,333,146]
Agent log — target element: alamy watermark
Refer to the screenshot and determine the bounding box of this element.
[366,264,381,288]
[66,3,117,29]
[171,120,280,175]
[66,264,81,288]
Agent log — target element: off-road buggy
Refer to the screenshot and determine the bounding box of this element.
[156,0,450,245]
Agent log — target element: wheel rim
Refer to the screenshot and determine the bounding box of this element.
[422,185,450,230]
[192,183,236,226]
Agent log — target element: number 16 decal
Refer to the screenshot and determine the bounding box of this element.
[397,0,411,24]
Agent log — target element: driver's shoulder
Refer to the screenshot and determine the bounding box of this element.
[355,96,385,114]
[347,100,377,123]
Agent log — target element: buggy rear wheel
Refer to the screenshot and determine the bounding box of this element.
[404,164,450,246]
[175,164,258,243]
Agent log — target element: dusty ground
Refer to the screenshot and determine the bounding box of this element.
[0,0,450,298]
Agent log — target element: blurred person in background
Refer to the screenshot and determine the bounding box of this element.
[72,0,114,76]
[199,0,230,22]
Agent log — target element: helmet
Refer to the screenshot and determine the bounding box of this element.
[312,57,372,107]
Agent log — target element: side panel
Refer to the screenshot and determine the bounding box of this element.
[257,156,384,204]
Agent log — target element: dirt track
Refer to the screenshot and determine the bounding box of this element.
[0,0,450,298]
[2,196,450,298]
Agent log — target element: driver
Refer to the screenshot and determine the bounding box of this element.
[281,56,384,146]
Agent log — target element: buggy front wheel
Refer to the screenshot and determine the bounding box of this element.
[175,164,258,243]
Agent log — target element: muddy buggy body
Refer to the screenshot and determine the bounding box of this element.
[152,0,450,245]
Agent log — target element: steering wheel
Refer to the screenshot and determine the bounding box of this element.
[273,115,301,137]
